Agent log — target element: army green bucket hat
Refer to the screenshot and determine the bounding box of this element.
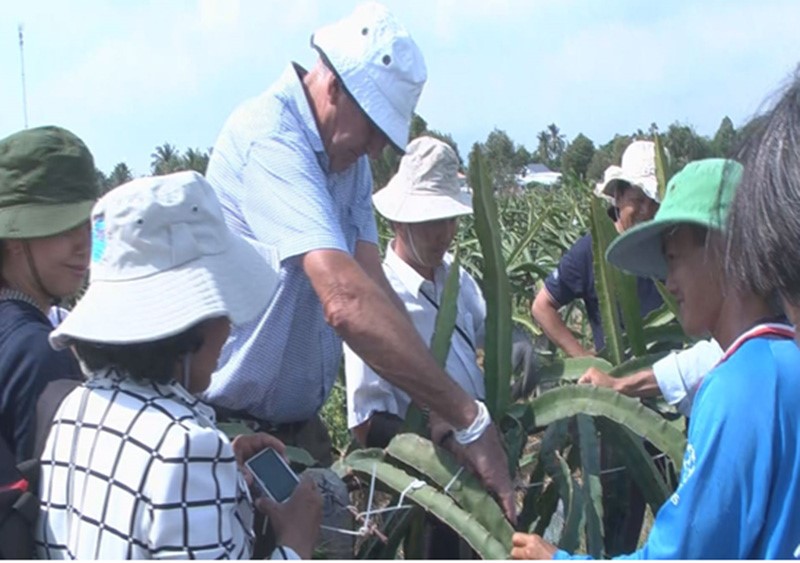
[606,158,742,279]
[0,126,99,239]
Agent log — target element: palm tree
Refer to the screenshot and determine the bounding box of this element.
[546,123,566,170]
[150,143,182,175]
[182,148,210,174]
[108,162,133,190]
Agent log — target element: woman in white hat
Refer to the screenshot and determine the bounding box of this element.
[35,171,321,559]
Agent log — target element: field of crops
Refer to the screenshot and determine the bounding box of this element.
[319,143,690,559]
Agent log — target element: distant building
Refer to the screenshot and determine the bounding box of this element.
[516,163,562,188]
[457,171,472,195]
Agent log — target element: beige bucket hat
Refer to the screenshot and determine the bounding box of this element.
[373,136,472,223]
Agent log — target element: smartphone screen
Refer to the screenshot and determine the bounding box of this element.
[246,448,299,503]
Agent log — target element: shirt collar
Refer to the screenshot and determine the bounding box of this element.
[384,240,448,299]
[286,63,326,158]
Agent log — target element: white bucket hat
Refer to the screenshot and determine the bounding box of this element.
[600,140,660,203]
[373,136,472,223]
[594,164,623,200]
[311,2,426,153]
[50,171,280,348]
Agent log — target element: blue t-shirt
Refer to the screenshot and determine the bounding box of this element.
[0,300,81,462]
[556,332,800,559]
[544,233,662,352]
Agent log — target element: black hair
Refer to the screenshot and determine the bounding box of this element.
[72,326,204,386]
[726,66,800,305]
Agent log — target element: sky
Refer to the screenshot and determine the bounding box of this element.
[1,0,798,176]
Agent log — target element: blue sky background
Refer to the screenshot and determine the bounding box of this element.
[1,0,798,175]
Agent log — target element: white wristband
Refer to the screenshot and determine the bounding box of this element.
[453,400,491,445]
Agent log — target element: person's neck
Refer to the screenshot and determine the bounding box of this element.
[0,277,50,313]
[301,63,332,155]
[710,289,775,350]
[392,239,435,282]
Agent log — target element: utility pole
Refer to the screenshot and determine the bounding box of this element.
[18,24,28,129]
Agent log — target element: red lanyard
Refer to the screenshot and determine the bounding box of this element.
[691,323,795,396]
[715,323,795,367]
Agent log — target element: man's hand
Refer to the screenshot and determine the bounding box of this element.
[256,475,322,560]
[511,532,558,559]
[578,366,619,392]
[231,432,287,468]
[460,424,517,524]
[579,366,661,399]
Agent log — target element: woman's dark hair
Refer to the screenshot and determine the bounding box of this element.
[73,325,204,385]
[726,67,800,305]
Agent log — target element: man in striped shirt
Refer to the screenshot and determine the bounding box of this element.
[203,3,515,521]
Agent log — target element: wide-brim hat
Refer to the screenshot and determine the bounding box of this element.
[0,126,99,239]
[311,2,426,153]
[373,136,472,223]
[599,140,660,203]
[606,158,742,279]
[51,171,280,348]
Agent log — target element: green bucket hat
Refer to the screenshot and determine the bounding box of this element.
[605,158,743,279]
[0,125,99,239]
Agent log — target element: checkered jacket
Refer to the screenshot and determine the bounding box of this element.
[34,370,270,559]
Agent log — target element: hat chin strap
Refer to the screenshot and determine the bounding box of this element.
[21,241,61,311]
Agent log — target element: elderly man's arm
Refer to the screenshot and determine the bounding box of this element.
[531,287,594,358]
[354,241,410,316]
[304,247,516,522]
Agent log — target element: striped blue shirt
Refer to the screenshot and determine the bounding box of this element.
[202,63,378,423]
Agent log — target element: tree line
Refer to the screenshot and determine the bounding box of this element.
[95,114,739,194]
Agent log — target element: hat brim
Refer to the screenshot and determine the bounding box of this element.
[311,41,408,154]
[50,236,279,348]
[0,200,95,239]
[373,187,472,223]
[602,176,659,203]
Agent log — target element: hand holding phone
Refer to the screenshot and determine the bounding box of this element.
[245,447,299,503]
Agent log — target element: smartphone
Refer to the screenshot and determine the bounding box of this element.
[245,447,299,503]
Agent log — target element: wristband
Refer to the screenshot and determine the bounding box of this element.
[453,400,490,445]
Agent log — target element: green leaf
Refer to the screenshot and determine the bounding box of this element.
[615,269,646,357]
[608,351,671,377]
[429,250,461,366]
[654,133,671,202]
[470,145,513,418]
[506,203,552,267]
[284,445,316,468]
[589,197,624,364]
[538,357,614,385]
[641,302,676,328]
[576,415,604,558]
[402,250,461,435]
[385,434,514,547]
[519,419,570,530]
[642,324,690,348]
[555,453,583,553]
[340,448,510,559]
[595,417,672,514]
[216,421,253,440]
[510,385,687,470]
[532,481,560,536]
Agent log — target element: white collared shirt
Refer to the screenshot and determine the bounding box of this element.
[344,241,486,428]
